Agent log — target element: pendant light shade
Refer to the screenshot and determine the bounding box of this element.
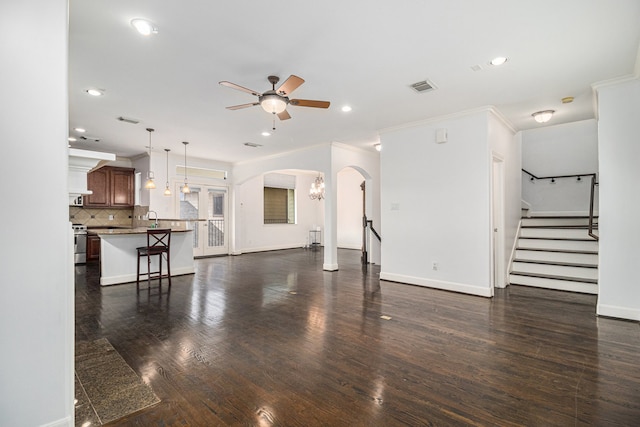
[144,128,156,189]
[163,148,171,196]
[181,141,190,194]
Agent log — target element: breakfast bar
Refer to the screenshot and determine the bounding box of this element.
[90,228,194,286]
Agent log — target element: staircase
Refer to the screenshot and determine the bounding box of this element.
[509,216,599,294]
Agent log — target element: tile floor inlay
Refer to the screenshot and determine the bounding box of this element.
[75,338,160,425]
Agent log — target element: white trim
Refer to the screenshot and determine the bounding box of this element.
[597,303,640,321]
[506,219,522,285]
[380,272,492,297]
[378,105,516,136]
[100,266,195,286]
[527,210,599,217]
[241,244,307,254]
[323,263,339,271]
[40,417,72,427]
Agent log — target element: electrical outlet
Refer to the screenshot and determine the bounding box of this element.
[432,262,438,271]
[108,214,114,221]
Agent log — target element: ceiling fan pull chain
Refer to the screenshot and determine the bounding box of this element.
[272,114,276,131]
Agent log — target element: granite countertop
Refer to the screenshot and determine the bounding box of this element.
[89,227,191,235]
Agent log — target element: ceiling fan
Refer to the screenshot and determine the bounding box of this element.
[219,75,330,121]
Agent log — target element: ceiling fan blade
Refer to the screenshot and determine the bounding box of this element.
[289,99,330,109]
[277,110,291,120]
[219,81,261,97]
[226,102,259,110]
[276,75,305,95]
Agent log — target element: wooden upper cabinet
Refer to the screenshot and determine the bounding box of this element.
[84,166,135,208]
[84,168,110,207]
[110,167,134,207]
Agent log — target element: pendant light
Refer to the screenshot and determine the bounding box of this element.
[144,128,156,189]
[181,141,190,194]
[163,148,171,196]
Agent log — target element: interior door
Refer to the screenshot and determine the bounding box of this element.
[179,185,228,257]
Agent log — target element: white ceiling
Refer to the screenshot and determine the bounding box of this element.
[69,0,640,163]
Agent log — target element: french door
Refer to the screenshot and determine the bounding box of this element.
[179,184,228,257]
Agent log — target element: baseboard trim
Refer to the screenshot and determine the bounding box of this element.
[241,244,305,254]
[41,416,72,427]
[380,272,492,297]
[100,266,195,286]
[597,303,640,321]
[323,263,339,271]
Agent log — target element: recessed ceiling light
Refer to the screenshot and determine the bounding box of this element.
[562,96,574,104]
[341,105,352,112]
[374,143,381,152]
[68,137,77,142]
[131,18,158,36]
[261,131,271,137]
[490,56,508,66]
[74,127,86,133]
[86,88,104,96]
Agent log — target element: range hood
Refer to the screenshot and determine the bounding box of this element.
[68,148,116,196]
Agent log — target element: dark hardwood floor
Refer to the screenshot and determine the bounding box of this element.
[75,249,640,426]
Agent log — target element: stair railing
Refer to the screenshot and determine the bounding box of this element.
[361,214,381,264]
[522,169,598,240]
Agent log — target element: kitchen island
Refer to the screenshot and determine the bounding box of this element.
[89,228,194,286]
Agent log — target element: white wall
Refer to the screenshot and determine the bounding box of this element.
[232,143,380,268]
[236,171,324,252]
[380,110,494,296]
[337,168,365,249]
[147,151,232,219]
[0,1,73,426]
[595,78,640,321]
[521,119,599,215]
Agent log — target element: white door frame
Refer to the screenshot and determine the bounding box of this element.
[491,154,506,291]
[177,182,229,257]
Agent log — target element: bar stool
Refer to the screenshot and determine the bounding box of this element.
[136,229,171,292]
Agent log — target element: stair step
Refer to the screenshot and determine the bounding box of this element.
[509,273,598,294]
[520,227,594,239]
[521,217,598,227]
[513,258,598,269]
[515,249,598,265]
[518,238,599,252]
[511,261,598,280]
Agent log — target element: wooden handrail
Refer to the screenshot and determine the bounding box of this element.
[523,169,598,241]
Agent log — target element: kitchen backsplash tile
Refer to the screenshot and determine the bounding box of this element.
[69,207,133,227]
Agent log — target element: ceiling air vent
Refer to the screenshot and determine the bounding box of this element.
[79,135,101,142]
[244,142,262,148]
[117,116,140,124]
[409,79,437,93]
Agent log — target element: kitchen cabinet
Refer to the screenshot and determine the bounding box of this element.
[87,234,100,262]
[84,166,134,208]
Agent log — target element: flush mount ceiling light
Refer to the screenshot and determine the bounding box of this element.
[68,137,77,142]
[130,18,158,36]
[532,110,555,123]
[490,56,508,66]
[341,105,352,112]
[74,127,86,133]
[144,128,156,189]
[261,131,271,137]
[85,88,104,96]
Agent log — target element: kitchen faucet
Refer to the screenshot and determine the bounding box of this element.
[148,210,158,227]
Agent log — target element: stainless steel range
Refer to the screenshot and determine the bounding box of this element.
[72,224,87,264]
